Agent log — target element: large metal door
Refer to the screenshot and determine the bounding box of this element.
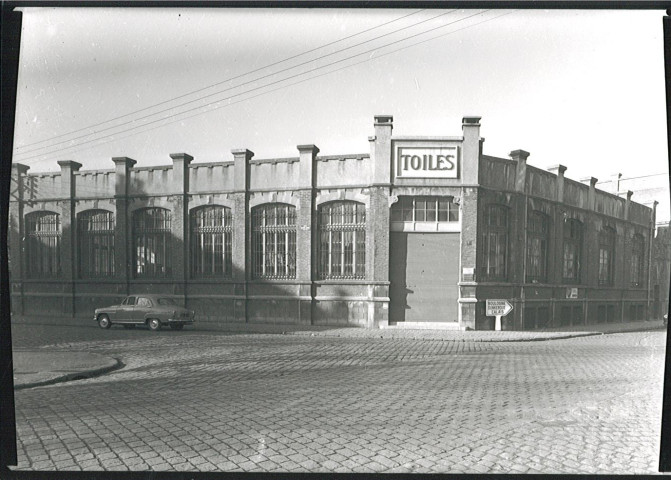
[390,232,459,323]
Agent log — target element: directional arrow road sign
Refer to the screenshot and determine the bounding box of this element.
[486,299,514,317]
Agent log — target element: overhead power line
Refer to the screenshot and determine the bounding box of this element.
[598,173,669,182]
[18,10,506,166]
[14,9,428,153]
[16,9,457,158]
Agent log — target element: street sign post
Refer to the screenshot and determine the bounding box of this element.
[486,299,514,331]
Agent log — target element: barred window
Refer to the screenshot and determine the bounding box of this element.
[390,196,459,222]
[318,201,366,280]
[191,206,232,278]
[562,219,582,283]
[133,208,172,278]
[526,211,549,283]
[481,205,508,281]
[630,234,645,287]
[252,203,296,279]
[25,211,61,278]
[78,210,115,278]
[598,226,616,286]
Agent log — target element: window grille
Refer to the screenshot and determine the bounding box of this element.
[317,201,366,280]
[252,204,296,279]
[481,205,508,281]
[78,210,115,278]
[526,211,549,283]
[598,227,616,286]
[562,219,582,283]
[133,208,172,278]
[630,234,645,287]
[190,206,232,278]
[25,211,61,278]
[390,196,459,222]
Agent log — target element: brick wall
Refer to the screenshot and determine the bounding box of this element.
[8,115,660,330]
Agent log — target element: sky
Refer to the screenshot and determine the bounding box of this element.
[10,7,669,191]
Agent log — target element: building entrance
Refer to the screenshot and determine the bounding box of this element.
[389,232,460,323]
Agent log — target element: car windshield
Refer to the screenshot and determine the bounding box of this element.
[157,298,177,306]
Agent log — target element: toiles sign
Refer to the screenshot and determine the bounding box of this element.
[396,146,459,179]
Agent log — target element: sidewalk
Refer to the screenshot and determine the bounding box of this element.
[281,318,667,341]
[13,350,121,390]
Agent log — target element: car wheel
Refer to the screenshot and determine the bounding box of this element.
[98,315,111,329]
[123,324,136,329]
[148,319,161,331]
[170,324,184,331]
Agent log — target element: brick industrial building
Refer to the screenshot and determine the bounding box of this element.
[8,116,670,330]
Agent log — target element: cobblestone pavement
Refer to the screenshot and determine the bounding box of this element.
[8,323,667,474]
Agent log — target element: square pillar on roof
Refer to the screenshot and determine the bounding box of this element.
[372,115,393,185]
[111,157,137,288]
[547,164,567,203]
[57,160,82,198]
[461,116,482,185]
[169,153,194,293]
[296,144,319,324]
[510,150,530,193]
[580,176,598,211]
[231,148,253,323]
[57,160,83,316]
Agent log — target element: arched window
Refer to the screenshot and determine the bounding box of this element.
[190,206,232,278]
[133,208,172,278]
[252,203,296,279]
[598,226,616,286]
[630,234,645,287]
[526,211,549,283]
[25,211,61,278]
[562,218,582,283]
[481,205,508,281]
[317,201,366,279]
[78,210,115,278]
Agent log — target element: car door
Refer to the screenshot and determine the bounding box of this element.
[132,296,153,323]
[116,296,136,323]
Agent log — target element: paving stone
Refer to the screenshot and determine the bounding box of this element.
[11,326,666,475]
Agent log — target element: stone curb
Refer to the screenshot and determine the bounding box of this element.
[284,330,605,342]
[14,355,123,390]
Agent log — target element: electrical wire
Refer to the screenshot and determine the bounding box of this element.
[15,9,487,163]
[14,9,442,155]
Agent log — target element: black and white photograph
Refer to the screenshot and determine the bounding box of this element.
[3,5,671,475]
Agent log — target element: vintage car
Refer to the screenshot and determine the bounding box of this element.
[94,295,195,331]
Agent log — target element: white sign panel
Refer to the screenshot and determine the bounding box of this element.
[396,146,459,179]
[486,299,513,317]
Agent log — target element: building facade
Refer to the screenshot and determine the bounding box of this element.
[8,116,667,330]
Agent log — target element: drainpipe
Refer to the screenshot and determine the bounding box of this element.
[647,201,658,318]
[511,149,530,330]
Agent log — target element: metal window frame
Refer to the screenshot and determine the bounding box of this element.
[251,204,297,280]
[525,211,549,283]
[598,227,616,286]
[317,201,366,280]
[133,207,172,278]
[78,209,115,278]
[562,219,582,283]
[190,205,233,278]
[391,195,460,224]
[482,205,508,281]
[630,233,645,287]
[25,211,61,278]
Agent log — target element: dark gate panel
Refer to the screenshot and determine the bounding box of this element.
[390,232,459,323]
